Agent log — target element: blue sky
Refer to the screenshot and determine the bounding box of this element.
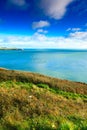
[0,0,87,49]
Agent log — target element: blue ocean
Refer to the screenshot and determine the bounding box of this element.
[0,49,87,83]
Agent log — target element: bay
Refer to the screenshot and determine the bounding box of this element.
[0,49,87,83]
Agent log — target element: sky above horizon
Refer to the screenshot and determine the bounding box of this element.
[0,0,87,49]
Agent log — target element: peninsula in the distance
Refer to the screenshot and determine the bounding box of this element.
[0,47,23,50]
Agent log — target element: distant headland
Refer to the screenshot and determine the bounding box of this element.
[0,47,23,50]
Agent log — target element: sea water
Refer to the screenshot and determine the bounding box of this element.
[0,49,87,83]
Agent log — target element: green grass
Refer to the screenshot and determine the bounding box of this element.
[1,116,87,130]
[37,83,87,101]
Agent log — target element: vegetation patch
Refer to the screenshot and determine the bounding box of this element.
[0,69,87,130]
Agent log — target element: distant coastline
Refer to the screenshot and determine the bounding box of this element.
[0,47,23,50]
[0,48,87,51]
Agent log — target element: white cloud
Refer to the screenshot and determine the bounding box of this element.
[0,30,87,49]
[39,0,73,19]
[66,28,71,31]
[37,29,48,34]
[32,32,47,41]
[32,20,50,29]
[69,31,87,39]
[67,28,81,32]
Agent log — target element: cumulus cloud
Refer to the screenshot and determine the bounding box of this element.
[33,33,47,42]
[39,0,73,19]
[67,28,81,32]
[69,31,87,39]
[0,30,87,49]
[37,29,48,34]
[32,20,50,29]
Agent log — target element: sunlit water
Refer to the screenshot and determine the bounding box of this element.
[0,49,87,83]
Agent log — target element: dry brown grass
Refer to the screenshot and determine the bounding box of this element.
[0,83,87,120]
[0,69,87,95]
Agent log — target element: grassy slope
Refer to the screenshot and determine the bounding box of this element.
[0,69,87,130]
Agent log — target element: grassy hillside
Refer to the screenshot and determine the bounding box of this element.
[0,68,87,130]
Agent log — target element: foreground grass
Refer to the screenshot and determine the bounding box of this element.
[0,80,87,130]
[0,69,87,130]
